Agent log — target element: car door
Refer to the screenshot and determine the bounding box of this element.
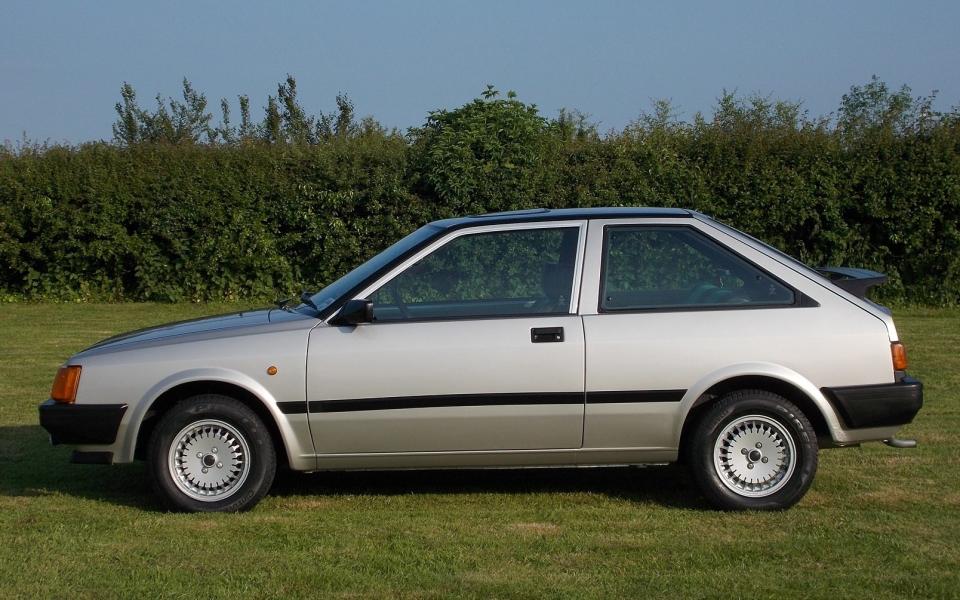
[306,221,587,454]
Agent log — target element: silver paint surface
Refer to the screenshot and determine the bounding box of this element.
[56,213,906,470]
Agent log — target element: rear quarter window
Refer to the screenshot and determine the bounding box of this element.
[600,226,796,311]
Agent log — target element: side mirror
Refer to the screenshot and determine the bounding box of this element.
[330,299,374,326]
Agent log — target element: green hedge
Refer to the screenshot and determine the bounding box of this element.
[2,81,958,304]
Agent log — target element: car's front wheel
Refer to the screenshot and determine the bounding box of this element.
[688,389,818,510]
[147,394,276,512]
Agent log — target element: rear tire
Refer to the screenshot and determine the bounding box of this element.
[687,389,818,510]
[147,394,276,512]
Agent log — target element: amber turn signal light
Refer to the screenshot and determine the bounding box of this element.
[891,342,908,371]
[51,365,82,403]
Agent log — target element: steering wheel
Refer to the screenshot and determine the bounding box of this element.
[684,283,719,305]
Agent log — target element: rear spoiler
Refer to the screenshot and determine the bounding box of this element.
[815,266,887,300]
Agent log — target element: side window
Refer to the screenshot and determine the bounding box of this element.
[600,226,795,311]
[371,227,580,321]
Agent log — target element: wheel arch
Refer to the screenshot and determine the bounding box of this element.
[134,380,289,467]
[676,364,844,454]
[120,369,312,470]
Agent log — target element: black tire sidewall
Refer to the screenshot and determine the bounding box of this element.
[148,394,277,512]
[690,390,818,510]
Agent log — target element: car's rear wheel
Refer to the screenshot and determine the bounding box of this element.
[147,394,276,512]
[688,389,818,510]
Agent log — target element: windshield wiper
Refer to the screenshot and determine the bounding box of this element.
[299,291,319,310]
[275,297,294,312]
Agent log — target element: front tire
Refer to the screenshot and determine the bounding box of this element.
[147,394,277,512]
[688,389,818,510]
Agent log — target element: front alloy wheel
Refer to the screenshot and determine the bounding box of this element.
[148,394,276,512]
[168,419,252,502]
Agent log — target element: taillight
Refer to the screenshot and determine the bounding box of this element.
[50,365,82,403]
[891,342,908,371]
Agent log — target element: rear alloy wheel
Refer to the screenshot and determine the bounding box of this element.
[148,394,276,512]
[688,390,818,510]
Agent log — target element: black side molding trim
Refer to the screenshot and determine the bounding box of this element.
[587,390,686,403]
[38,400,127,445]
[309,392,584,413]
[821,376,923,429]
[277,401,308,415]
[304,389,688,413]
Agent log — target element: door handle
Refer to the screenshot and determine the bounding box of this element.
[531,327,564,343]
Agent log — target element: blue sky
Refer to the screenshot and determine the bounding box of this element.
[2,0,958,144]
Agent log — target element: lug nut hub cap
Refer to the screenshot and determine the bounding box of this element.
[168,419,251,502]
[713,415,797,498]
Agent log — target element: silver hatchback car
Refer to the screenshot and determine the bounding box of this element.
[40,208,923,512]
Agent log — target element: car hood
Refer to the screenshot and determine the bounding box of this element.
[78,308,314,354]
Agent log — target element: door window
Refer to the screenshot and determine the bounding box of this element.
[371,227,580,321]
[600,226,795,311]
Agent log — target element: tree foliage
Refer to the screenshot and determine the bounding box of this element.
[410,85,552,214]
[2,76,958,305]
[112,79,214,145]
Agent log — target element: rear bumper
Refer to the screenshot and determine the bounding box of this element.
[38,399,128,445]
[821,376,923,429]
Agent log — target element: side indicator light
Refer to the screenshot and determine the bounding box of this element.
[891,342,908,371]
[51,365,82,403]
[267,366,278,376]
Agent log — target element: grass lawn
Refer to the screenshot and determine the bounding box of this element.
[0,303,958,599]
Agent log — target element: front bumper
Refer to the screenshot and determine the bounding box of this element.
[38,399,128,445]
[821,376,923,429]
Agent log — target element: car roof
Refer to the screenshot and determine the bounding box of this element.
[431,207,692,229]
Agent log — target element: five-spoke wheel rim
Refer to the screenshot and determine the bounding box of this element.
[713,414,797,498]
[168,419,251,502]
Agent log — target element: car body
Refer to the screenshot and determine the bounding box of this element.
[39,207,924,511]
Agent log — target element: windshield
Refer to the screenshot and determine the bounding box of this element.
[304,224,444,314]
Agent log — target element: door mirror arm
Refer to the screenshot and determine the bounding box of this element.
[330,299,374,326]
